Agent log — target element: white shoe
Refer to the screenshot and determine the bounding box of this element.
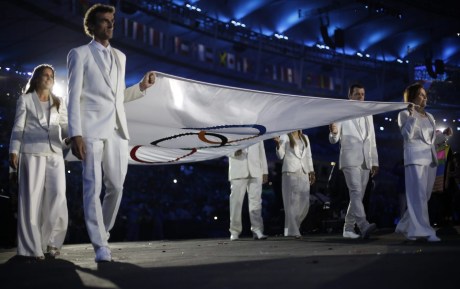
[343,230,360,239]
[252,230,268,240]
[427,235,441,242]
[95,247,112,263]
[230,234,239,241]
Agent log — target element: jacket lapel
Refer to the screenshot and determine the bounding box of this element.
[363,116,370,140]
[112,49,121,96]
[293,138,306,159]
[89,44,115,94]
[427,114,436,144]
[352,118,364,140]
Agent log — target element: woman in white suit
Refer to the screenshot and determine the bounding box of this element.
[9,64,69,259]
[396,83,440,242]
[274,130,315,238]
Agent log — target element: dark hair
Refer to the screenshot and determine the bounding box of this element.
[403,83,424,103]
[287,130,308,149]
[83,3,115,37]
[348,83,364,97]
[24,64,60,111]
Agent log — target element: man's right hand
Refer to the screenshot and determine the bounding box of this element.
[71,136,86,160]
[329,123,338,134]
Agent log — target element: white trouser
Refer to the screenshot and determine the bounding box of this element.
[282,171,310,236]
[17,154,68,257]
[396,164,437,238]
[229,177,264,236]
[342,166,370,231]
[82,129,128,250]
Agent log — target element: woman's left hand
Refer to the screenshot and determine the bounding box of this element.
[308,172,316,185]
[9,153,18,170]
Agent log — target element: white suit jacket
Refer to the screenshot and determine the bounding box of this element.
[276,134,314,174]
[329,116,379,170]
[228,142,268,180]
[9,92,68,155]
[67,41,144,140]
[398,110,437,166]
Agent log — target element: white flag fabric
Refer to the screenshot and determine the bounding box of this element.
[67,72,407,164]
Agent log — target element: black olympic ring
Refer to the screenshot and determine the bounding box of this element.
[130,145,198,164]
[184,124,266,145]
[150,132,228,150]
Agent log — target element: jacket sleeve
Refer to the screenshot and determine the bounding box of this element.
[67,48,84,138]
[398,110,416,140]
[276,135,287,160]
[305,135,314,172]
[124,82,144,103]
[58,97,69,139]
[259,141,268,175]
[369,116,379,167]
[9,95,27,154]
[58,97,70,149]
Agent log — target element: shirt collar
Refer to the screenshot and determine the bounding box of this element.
[90,39,112,53]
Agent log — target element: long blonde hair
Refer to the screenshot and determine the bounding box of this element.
[287,130,308,149]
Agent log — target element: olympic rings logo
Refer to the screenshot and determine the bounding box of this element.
[129,124,266,164]
[151,124,266,149]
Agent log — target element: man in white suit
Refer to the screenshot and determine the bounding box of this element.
[329,84,378,239]
[67,3,155,262]
[228,142,268,241]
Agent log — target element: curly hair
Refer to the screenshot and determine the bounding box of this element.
[83,3,115,37]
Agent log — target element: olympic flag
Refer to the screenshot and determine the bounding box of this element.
[75,72,408,164]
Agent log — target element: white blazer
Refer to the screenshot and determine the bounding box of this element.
[276,134,314,174]
[228,142,268,180]
[398,110,437,166]
[329,116,379,169]
[9,92,68,155]
[67,41,144,140]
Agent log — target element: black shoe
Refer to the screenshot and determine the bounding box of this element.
[361,223,377,239]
